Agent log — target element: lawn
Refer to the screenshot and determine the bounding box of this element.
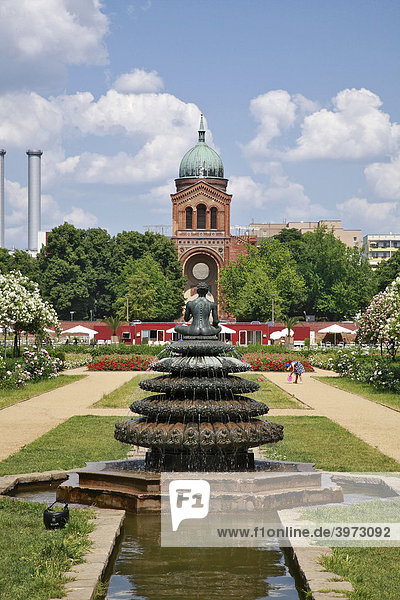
[0,415,130,476]
[262,415,400,471]
[0,497,95,600]
[0,374,86,410]
[94,372,302,409]
[241,373,304,408]
[316,375,400,411]
[322,546,400,600]
[93,373,155,408]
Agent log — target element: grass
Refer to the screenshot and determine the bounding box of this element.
[93,373,155,408]
[241,373,304,408]
[322,547,400,600]
[0,497,95,600]
[94,372,302,409]
[262,416,400,471]
[316,375,400,411]
[0,374,86,410]
[0,415,130,476]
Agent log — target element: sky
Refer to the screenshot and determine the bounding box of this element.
[1,0,400,249]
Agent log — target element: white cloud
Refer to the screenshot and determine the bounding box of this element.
[63,206,98,228]
[0,0,109,91]
[113,69,164,94]
[365,154,400,200]
[243,88,400,166]
[0,92,63,149]
[0,87,205,184]
[287,88,400,161]
[337,196,400,231]
[4,179,97,247]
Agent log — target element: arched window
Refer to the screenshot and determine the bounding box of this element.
[197,204,206,229]
[185,206,193,229]
[210,207,217,229]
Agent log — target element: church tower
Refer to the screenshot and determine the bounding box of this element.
[171,115,256,302]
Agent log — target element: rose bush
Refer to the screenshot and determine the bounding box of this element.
[333,350,400,392]
[242,352,314,372]
[88,355,156,371]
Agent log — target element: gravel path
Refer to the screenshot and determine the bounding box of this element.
[0,370,136,461]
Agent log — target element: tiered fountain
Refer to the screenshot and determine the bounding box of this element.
[58,283,342,511]
[114,281,284,471]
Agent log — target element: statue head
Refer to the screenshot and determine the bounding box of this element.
[196,281,209,297]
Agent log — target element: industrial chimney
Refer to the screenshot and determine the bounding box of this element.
[0,149,5,248]
[26,149,43,252]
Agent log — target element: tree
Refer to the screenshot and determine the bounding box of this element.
[218,240,305,321]
[0,271,58,356]
[37,224,185,320]
[0,248,39,280]
[358,275,400,359]
[102,316,122,336]
[117,254,184,322]
[275,226,375,320]
[281,314,304,346]
[375,249,400,292]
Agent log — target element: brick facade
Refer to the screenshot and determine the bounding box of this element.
[171,176,256,301]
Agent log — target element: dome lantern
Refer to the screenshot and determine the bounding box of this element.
[179,114,224,179]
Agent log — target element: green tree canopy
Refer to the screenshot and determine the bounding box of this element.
[0,248,39,280]
[118,254,184,322]
[274,226,375,320]
[374,249,400,292]
[36,223,185,321]
[218,240,305,321]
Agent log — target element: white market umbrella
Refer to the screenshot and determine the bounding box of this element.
[318,323,354,345]
[280,328,294,337]
[219,324,236,334]
[61,325,98,339]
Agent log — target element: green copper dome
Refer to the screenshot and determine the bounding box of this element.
[179,115,224,179]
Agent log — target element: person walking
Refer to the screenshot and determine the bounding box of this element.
[285,360,305,384]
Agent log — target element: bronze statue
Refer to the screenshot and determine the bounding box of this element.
[175,281,221,336]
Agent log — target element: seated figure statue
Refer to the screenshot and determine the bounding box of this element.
[175,281,221,337]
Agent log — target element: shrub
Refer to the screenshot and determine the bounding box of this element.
[22,348,62,382]
[90,344,165,357]
[333,349,400,392]
[88,354,156,371]
[242,352,314,372]
[308,351,337,370]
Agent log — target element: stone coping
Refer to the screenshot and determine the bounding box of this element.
[279,471,400,599]
[0,470,125,600]
[55,507,125,600]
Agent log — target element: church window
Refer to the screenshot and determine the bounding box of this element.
[197,204,206,229]
[211,207,217,229]
[186,207,193,229]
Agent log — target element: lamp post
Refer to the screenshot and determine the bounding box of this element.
[90,309,93,321]
[70,311,75,321]
[271,294,275,325]
[126,295,129,323]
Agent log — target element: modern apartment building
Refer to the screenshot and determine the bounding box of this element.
[249,220,361,248]
[363,234,400,268]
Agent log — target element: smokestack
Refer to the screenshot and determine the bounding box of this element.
[0,149,5,248]
[27,149,43,252]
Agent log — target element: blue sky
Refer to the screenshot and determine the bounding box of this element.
[1,0,400,248]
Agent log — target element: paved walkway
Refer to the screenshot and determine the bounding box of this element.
[264,368,400,463]
[1,367,400,465]
[0,369,136,461]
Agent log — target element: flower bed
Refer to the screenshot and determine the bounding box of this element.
[242,352,314,372]
[88,354,156,371]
